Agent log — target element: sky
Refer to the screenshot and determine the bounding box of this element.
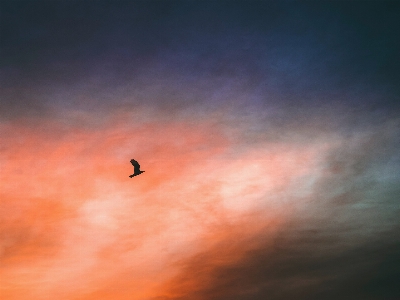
[1,1,400,299]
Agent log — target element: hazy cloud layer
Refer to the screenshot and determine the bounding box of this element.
[1,1,399,300]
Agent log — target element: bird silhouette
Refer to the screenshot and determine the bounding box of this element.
[129,159,145,178]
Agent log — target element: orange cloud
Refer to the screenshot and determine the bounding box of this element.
[0,112,334,300]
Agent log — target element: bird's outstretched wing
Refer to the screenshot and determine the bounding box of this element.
[130,159,140,168]
[130,159,141,174]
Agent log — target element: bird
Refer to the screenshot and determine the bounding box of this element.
[129,159,145,178]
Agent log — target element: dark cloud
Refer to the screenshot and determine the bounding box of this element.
[1,1,399,120]
[157,208,400,300]
[156,220,400,300]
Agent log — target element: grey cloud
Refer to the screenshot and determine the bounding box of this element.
[1,1,399,121]
[155,218,400,300]
[158,212,400,300]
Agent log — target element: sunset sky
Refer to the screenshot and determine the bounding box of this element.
[1,1,400,299]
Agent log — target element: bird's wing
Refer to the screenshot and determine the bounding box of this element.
[130,159,141,173]
[130,159,140,168]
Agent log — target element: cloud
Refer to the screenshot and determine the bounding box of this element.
[152,117,400,300]
[1,2,399,299]
[1,105,399,299]
[155,222,400,300]
[2,1,399,122]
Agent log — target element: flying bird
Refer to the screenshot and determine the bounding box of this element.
[129,159,145,178]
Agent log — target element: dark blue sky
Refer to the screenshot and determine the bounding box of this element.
[2,1,399,116]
